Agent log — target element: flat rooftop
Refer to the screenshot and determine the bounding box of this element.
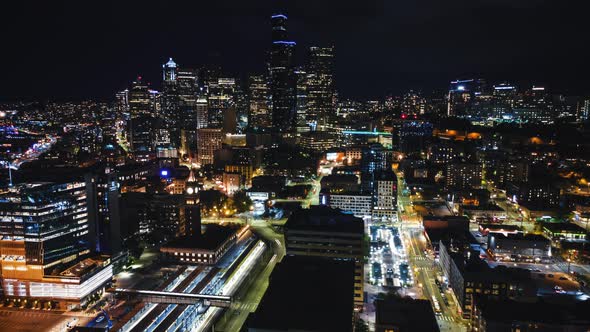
[375,298,440,332]
[543,222,587,234]
[162,224,240,251]
[247,256,355,332]
[476,297,590,326]
[285,205,364,234]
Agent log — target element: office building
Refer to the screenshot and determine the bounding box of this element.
[208,77,235,128]
[398,121,433,155]
[128,76,152,118]
[446,162,483,190]
[320,192,373,218]
[294,68,309,133]
[246,256,355,332]
[375,298,440,332]
[306,46,335,130]
[447,78,488,117]
[285,206,365,306]
[196,128,223,166]
[85,170,122,255]
[0,182,112,309]
[160,224,244,265]
[269,14,296,132]
[248,75,270,129]
[372,171,398,218]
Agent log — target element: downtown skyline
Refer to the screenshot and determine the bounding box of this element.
[1,0,589,100]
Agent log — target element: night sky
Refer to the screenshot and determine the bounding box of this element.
[1,0,589,100]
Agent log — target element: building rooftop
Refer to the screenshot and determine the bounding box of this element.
[476,297,590,327]
[285,205,364,234]
[479,223,523,234]
[162,224,240,251]
[543,222,587,234]
[246,256,355,332]
[490,232,550,243]
[375,297,440,332]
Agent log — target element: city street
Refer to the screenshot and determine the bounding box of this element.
[403,227,467,332]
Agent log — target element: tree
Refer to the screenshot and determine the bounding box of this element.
[354,319,369,332]
[232,190,253,213]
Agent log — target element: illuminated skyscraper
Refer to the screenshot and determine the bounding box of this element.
[0,182,113,308]
[208,77,235,128]
[162,57,178,81]
[294,68,309,133]
[177,67,199,129]
[269,14,296,132]
[248,75,270,129]
[447,79,487,117]
[128,76,151,118]
[306,46,335,130]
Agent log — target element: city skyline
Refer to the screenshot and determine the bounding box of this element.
[2,2,590,332]
[1,0,589,100]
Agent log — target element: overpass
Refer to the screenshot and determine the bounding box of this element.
[107,288,232,308]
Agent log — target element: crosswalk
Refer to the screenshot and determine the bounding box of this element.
[232,302,258,312]
[437,315,455,322]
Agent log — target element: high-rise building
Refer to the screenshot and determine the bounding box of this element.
[162,57,178,82]
[491,83,517,118]
[115,89,129,115]
[446,162,483,189]
[447,79,487,117]
[294,68,309,133]
[208,78,235,128]
[399,120,433,155]
[284,206,365,307]
[306,46,335,130]
[269,14,296,132]
[0,182,113,309]
[85,170,122,255]
[128,76,151,118]
[177,67,199,129]
[197,128,223,166]
[195,96,209,129]
[372,171,398,219]
[512,86,553,123]
[129,115,156,157]
[579,99,590,122]
[248,75,270,129]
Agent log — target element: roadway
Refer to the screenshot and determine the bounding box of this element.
[395,169,467,331]
[403,227,467,332]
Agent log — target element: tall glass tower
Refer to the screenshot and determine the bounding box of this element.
[269,14,296,132]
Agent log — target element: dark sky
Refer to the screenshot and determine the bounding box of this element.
[1,0,589,100]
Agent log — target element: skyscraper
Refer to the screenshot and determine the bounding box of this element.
[208,77,235,128]
[294,68,309,133]
[128,76,151,118]
[306,46,335,130]
[162,57,178,82]
[0,182,113,308]
[447,78,487,117]
[269,14,296,132]
[248,74,270,129]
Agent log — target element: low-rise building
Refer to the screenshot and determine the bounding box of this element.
[542,222,587,241]
[375,297,440,332]
[487,233,551,262]
[472,297,590,332]
[160,224,246,265]
[320,191,372,218]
